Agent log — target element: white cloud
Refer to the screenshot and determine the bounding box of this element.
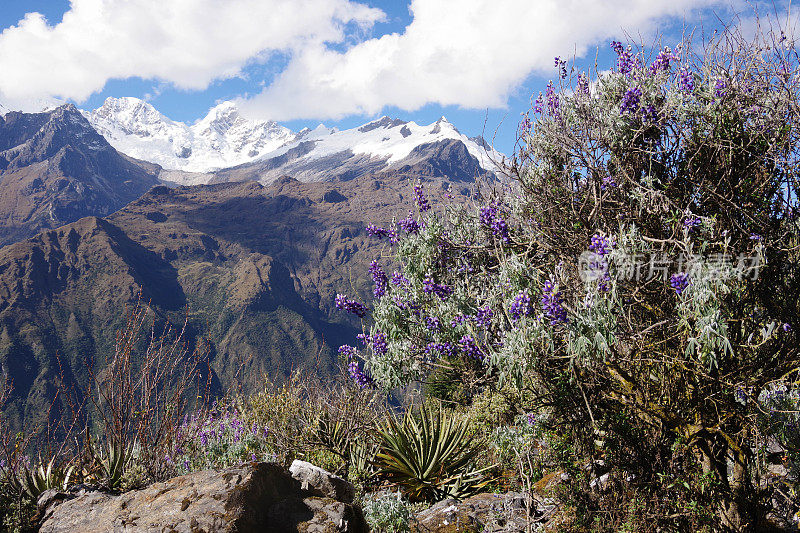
[238,0,731,121]
[0,0,384,103]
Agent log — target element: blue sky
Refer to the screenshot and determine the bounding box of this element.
[0,1,787,154]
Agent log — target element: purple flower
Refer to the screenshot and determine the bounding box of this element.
[545,81,559,115]
[335,294,368,318]
[683,215,702,229]
[371,331,388,355]
[641,104,658,123]
[424,316,440,331]
[749,233,762,241]
[649,47,677,74]
[475,306,494,328]
[714,78,727,98]
[369,260,389,298]
[451,314,468,327]
[620,87,642,114]
[479,204,510,243]
[541,281,568,324]
[577,73,590,95]
[554,56,567,79]
[338,344,358,360]
[424,341,456,360]
[526,412,537,425]
[611,41,636,75]
[783,323,791,332]
[589,233,613,256]
[670,273,690,295]
[414,183,430,212]
[423,278,453,300]
[348,360,375,389]
[520,113,532,133]
[677,68,694,93]
[510,291,532,321]
[366,224,397,242]
[398,211,421,234]
[533,93,544,114]
[459,335,484,361]
[391,271,409,286]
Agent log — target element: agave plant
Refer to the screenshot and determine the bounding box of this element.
[374,402,493,502]
[11,457,75,501]
[92,438,137,490]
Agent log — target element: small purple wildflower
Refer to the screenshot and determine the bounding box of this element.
[783,323,792,332]
[577,73,590,95]
[520,113,532,133]
[541,281,568,324]
[714,78,728,98]
[670,273,690,295]
[589,233,613,256]
[479,204,510,243]
[414,182,430,212]
[683,215,702,229]
[348,360,375,389]
[554,56,567,79]
[459,335,483,361]
[424,316,440,330]
[611,41,636,75]
[391,271,409,286]
[371,331,388,356]
[369,260,388,298]
[526,412,537,425]
[335,294,368,318]
[620,87,642,114]
[451,314,469,327]
[398,211,421,234]
[475,306,494,328]
[424,341,456,360]
[601,175,617,190]
[423,278,453,300]
[510,291,532,321]
[749,233,762,241]
[649,47,678,74]
[533,93,544,114]
[677,68,694,93]
[366,225,397,242]
[546,81,559,114]
[641,104,658,123]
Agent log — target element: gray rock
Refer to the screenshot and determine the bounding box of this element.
[414,492,554,532]
[290,459,354,503]
[39,462,367,533]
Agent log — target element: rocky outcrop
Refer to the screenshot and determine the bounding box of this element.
[414,492,558,533]
[38,462,368,533]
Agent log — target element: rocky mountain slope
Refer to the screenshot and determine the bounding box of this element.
[0,173,469,433]
[0,104,161,245]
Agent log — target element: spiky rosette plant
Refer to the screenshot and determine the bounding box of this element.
[374,402,492,501]
[341,24,800,531]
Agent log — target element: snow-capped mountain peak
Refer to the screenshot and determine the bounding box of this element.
[81,98,504,185]
[83,97,293,172]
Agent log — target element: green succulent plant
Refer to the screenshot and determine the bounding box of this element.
[12,457,74,501]
[92,439,137,490]
[374,402,493,502]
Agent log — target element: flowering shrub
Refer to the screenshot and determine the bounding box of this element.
[338,26,800,531]
[170,403,274,473]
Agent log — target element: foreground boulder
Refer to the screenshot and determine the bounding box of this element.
[38,462,367,533]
